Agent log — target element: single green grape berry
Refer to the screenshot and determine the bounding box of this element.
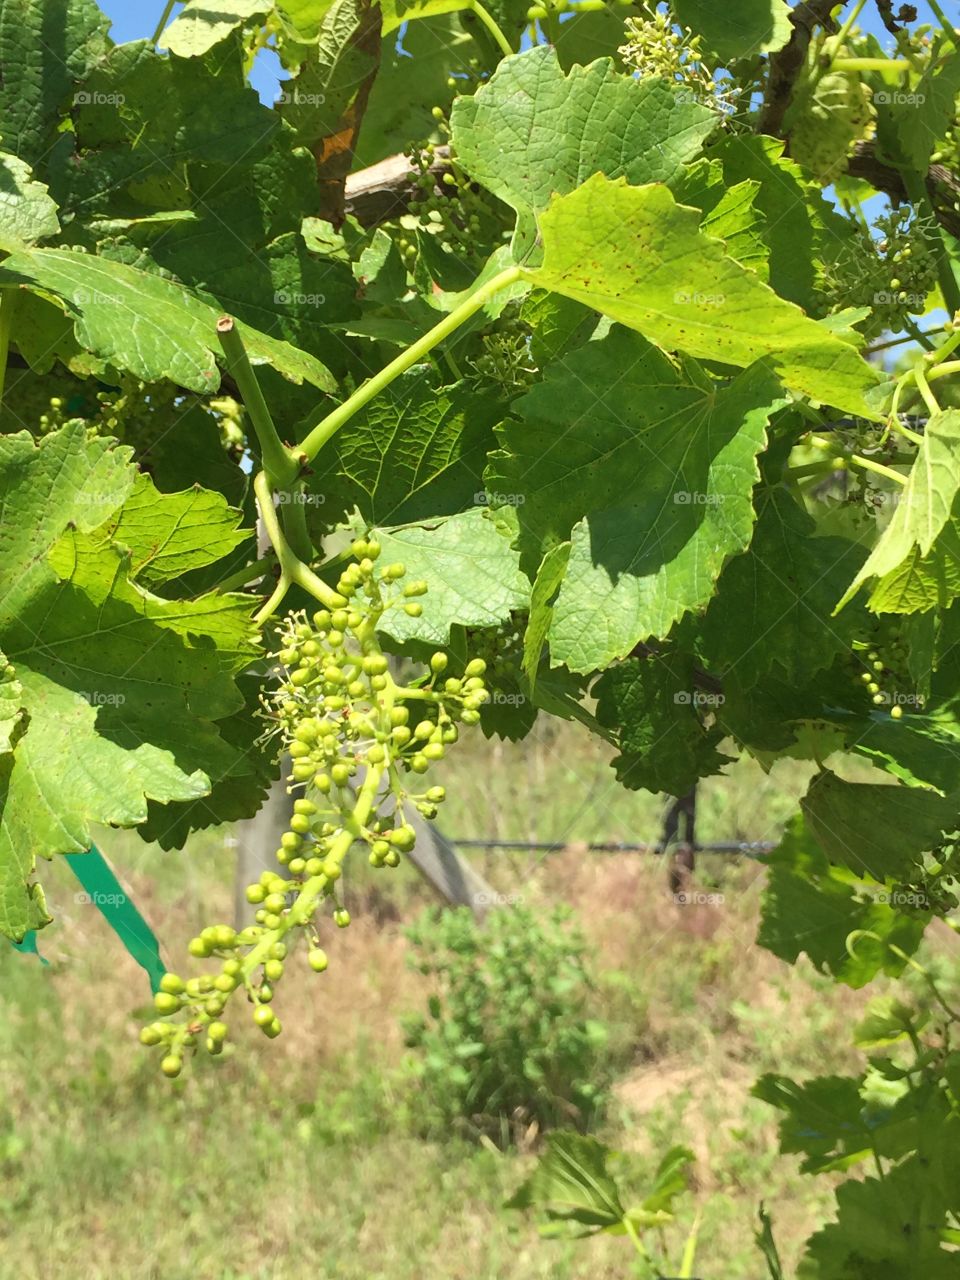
[288,857,306,876]
[403,581,428,598]
[872,693,885,705]
[264,958,284,982]
[223,958,242,977]
[369,850,384,867]
[362,654,389,676]
[263,912,282,930]
[306,857,325,876]
[309,947,329,973]
[290,668,311,687]
[351,538,369,559]
[312,610,332,630]
[281,832,302,851]
[253,1005,275,1028]
[275,848,291,867]
[140,1025,163,1046]
[334,908,351,928]
[279,647,298,666]
[332,609,350,630]
[314,773,332,793]
[159,973,185,996]
[205,996,225,1017]
[208,1021,228,1043]
[331,762,351,786]
[461,709,481,725]
[414,720,434,740]
[348,680,366,698]
[294,722,317,744]
[404,603,423,617]
[214,974,237,993]
[290,813,312,835]
[465,658,487,677]
[392,725,412,746]
[246,883,267,905]
[391,825,416,852]
[188,937,211,959]
[430,652,448,674]
[154,991,181,1015]
[411,753,429,773]
[867,681,879,694]
[891,704,903,719]
[390,707,409,726]
[270,943,287,961]
[367,539,381,560]
[263,1018,282,1039]
[160,1055,182,1079]
[384,849,401,868]
[321,860,341,881]
[264,892,287,914]
[444,678,462,694]
[367,744,386,764]
[207,1038,223,1056]
[423,742,445,761]
[426,786,446,804]
[259,983,274,1003]
[872,660,884,672]
[214,926,236,949]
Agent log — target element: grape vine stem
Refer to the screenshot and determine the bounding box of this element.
[298,265,523,462]
[151,0,178,45]
[252,471,345,624]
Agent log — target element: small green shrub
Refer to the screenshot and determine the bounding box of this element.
[401,904,610,1143]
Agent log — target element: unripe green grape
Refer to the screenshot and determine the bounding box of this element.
[161,1055,183,1079]
[385,562,406,579]
[423,742,445,760]
[463,677,485,692]
[275,848,290,866]
[140,1025,164,1046]
[290,668,312,687]
[263,911,282,930]
[188,937,211,959]
[390,707,409,726]
[384,849,401,868]
[334,908,351,928]
[223,958,242,977]
[321,859,341,881]
[369,849,384,867]
[159,973,185,996]
[264,892,287,914]
[294,797,318,816]
[461,709,481,725]
[362,654,389,676]
[313,610,332,630]
[403,603,423,617]
[306,857,325,876]
[281,832,302,851]
[154,991,181,1015]
[214,974,237,993]
[288,856,306,875]
[403,580,428,597]
[205,996,225,1017]
[262,1018,282,1039]
[279,647,298,665]
[206,1038,222,1056]
[891,704,903,719]
[367,745,386,765]
[430,652,448,674]
[426,786,445,803]
[290,813,311,835]
[367,540,381,560]
[291,761,314,782]
[444,678,462,694]
[872,693,885,705]
[872,660,884,672]
[391,825,416,852]
[414,720,434,740]
[331,762,351,786]
[214,926,236,949]
[264,958,284,982]
[372,839,391,858]
[370,674,387,691]
[246,881,267,905]
[867,681,879,694]
[392,725,412,746]
[314,773,332,792]
[258,983,274,1003]
[253,1005,275,1028]
[309,947,329,972]
[465,658,487,677]
[348,680,366,697]
[332,609,350,630]
[351,538,369,559]
[411,753,429,773]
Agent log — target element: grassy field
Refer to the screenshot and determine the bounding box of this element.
[1,719,952,1279]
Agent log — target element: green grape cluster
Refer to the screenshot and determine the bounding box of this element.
[849,637,913,719]
[469,306,535,392]
[140,540,490,1078]
[618,5,739,114]
[822,206,939,340]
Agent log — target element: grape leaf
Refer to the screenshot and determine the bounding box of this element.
[505,1131,627,1236]
[97,473,248,590]
[701,486,868,688]
[277,0,379,148]
[522,542,570,684]
[489,326,786,671]
[373,508,529,645]
[593,656,730,796]
[304,370,501,527]
[673,0,791,61]
[838,412,960,612]
[0,153,59,251]
[0,248,336,393]
[800,771,957,882]
[875,37,960,173]
[524,175,883,416]
[0,0,110,169]
[0,653,23,755]
[0,426,260,940]
[758,815,927,988]
[451,47,717,255]
[162,0,272,55]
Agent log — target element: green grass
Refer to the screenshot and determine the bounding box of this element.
[0,720,917,1278]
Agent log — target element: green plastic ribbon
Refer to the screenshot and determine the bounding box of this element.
[9,846,165,994]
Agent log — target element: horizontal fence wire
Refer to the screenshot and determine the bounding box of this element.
[447,839,778,858]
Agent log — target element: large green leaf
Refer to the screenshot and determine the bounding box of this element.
[593,656,730,796]
[0,0,110,169]
[161,0,272,55]
[451,47,717,255]
[701,486,868,688]
[489,326,785,671]
[673,0,791,61]
[524,175,883,416]
[373,508,529,645]
[0,426,259,940]
[758,815,927,988]
[97,473,248,590]
[838,412,960,612]
[277,0,379,147]
[305,370,501,527]
[505,1131,627,1237]
[0,248,336,393]
[875,37,960,173]
[800,771,957,882]
[0,152,59,251]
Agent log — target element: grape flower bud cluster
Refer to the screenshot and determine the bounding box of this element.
[140,539,489,1077]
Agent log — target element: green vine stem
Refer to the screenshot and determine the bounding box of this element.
[808,435,908,485]
[213,554,276,594]
[298,265,523,463]
[151,0,178,45]
[252,471,345,624]
[216,318,300,488]
[0,291,13,412]
[467,0,514,57]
